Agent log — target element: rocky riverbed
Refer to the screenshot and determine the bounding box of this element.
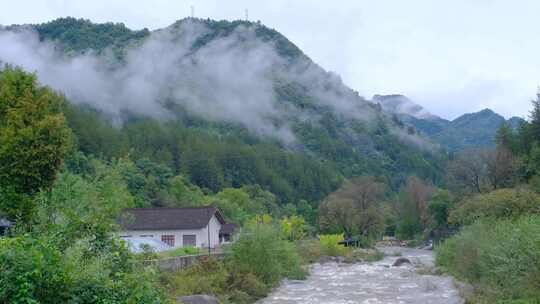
[259,247,464,304]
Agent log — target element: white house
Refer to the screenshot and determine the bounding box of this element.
[118,206,236,249]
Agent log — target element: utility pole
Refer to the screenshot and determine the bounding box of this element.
[191,5,195,18]
[207,207,211,255]
[245,9,249,21]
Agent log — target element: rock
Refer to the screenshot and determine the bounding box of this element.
[319,256,344,264]
[454,280,475,301]
[392,257,411,267]
[319,256,334,264]
[177,295,220,304]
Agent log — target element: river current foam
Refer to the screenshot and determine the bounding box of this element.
[259,247,463,304]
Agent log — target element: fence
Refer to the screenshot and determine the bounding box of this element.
[143,252,226,272]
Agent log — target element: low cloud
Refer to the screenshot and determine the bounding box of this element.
[0,21,426,149]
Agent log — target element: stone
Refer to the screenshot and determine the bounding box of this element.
[392,257,411,267]
[177,295,220,304]
[319,256,341,264]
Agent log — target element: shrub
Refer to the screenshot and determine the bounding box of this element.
[0,236,165,304]
[436,216,540,302]
[319,234,349,257]
[449,188,540,226]
[228,223,305,286]
[296,239,322,264]
[160,257,228,299]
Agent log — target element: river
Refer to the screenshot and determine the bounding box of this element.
[259,247,463,304]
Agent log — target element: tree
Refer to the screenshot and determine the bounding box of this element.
[485,147,518,190]
[0,67,71,222]
[427,190,453,229]
[529,91,540,142]
[495,121,516,151]
[319,176,385,238]
[395,176,435,238]
[447,148,489,194]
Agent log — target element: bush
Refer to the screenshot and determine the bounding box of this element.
[228,223,305,286]
[160,257,228,299]
[449,188,540,226]
[319,234,349,257]
[436,216,540,302]
[0,236,165,304]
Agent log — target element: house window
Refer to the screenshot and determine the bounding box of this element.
[183,234,196,247]
[161,235,175,247]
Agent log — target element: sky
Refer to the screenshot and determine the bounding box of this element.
[1,0,539,119]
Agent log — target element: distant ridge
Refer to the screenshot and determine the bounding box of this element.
[373,94,525,152]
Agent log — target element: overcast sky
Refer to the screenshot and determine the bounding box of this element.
[1,0,539,119]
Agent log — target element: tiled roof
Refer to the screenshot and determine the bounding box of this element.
[120,206,225,231]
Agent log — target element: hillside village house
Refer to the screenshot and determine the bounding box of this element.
[118,206,236,249]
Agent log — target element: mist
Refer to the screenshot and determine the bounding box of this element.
[0,20,425,148]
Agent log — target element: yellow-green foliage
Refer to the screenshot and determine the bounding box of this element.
[280,215,307,241]
[319,234,349,257]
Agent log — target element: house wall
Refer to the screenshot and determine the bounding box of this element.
[203,215,222,248]
[118,214,222,249]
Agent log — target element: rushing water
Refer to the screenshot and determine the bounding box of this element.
[259,247,463,304]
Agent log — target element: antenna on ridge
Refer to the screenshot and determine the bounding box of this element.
[245,9,249,21]
[191,5,195,18]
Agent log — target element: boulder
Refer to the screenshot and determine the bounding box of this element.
[392,257,411,267]
[177,295,220,304]
[319,256,341,264]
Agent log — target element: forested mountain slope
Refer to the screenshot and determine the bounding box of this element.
[0,17,445,206]
[374,94,525,152]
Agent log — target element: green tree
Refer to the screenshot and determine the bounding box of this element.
[495,121,516,151]
[0,67,71,222]
[319,176,386,238]
[529,91,540,142]
[427,190,453,229]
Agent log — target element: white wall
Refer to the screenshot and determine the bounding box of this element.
[202,214,222,249]
[118,214,222,249]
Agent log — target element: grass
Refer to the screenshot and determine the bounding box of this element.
[157,246,200,258]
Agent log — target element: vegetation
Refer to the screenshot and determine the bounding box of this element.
[436,216,540,302]
[160,219,306,304]
[318,234,349,257]
[0,166,166,303]
[32,17,150,58]
[2,16,540,304]
[433,95,540,303]
[158,246,200,258]
[0,67,71,222]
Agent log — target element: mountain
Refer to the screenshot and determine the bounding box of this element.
[374,94,525,152]
[373,94,438,120]
[0,18,446,202]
